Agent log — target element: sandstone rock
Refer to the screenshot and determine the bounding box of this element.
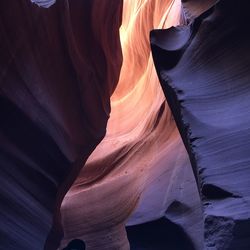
[151,0,250,248]
[0,0,122,249]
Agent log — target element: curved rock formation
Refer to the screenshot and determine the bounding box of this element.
[2,0,249,249]
[0,0,122,249]
[61,0,202,249]
[151,0,250,249]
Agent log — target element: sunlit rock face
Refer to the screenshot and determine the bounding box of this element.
[151,0,250,249]
[0,0,122,249]
[61,0,202,249]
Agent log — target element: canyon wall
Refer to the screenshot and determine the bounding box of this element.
[0,0,122,249]
[151,0,250,249]
[1,0,249,249]
[61,0,202,249]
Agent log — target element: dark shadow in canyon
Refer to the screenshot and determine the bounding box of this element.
[62,239,86,250]
[126,218,195,250]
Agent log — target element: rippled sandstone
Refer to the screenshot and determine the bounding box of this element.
[151,0,250,249]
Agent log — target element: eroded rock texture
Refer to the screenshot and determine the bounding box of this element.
[61,0,202,249]
[0,0,122,249]
[2,0,248,249]
[151,0,250,249]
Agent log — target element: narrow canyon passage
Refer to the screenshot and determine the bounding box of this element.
[1,0,250,250]
[60,0,201,249]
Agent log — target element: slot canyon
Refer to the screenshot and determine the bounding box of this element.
[0,0,250,250]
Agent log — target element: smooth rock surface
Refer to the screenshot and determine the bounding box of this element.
[0,0,122,249]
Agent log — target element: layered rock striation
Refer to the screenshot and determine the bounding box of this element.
[2,0,249,249]
[151,0,250,249]
[61,0,202,249]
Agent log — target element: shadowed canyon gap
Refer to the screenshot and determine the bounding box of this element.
[1,0,250,250]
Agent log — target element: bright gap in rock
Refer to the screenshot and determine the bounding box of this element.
[60,1,201,249]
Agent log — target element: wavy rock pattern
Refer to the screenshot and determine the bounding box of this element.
[61,0,202,249]
[151,0,250,249]
[0,0,122,249]
[2,0,248,249]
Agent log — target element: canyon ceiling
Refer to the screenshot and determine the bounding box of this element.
[0,0,250,250]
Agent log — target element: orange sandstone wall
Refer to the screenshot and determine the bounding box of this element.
[61,1,202,249]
